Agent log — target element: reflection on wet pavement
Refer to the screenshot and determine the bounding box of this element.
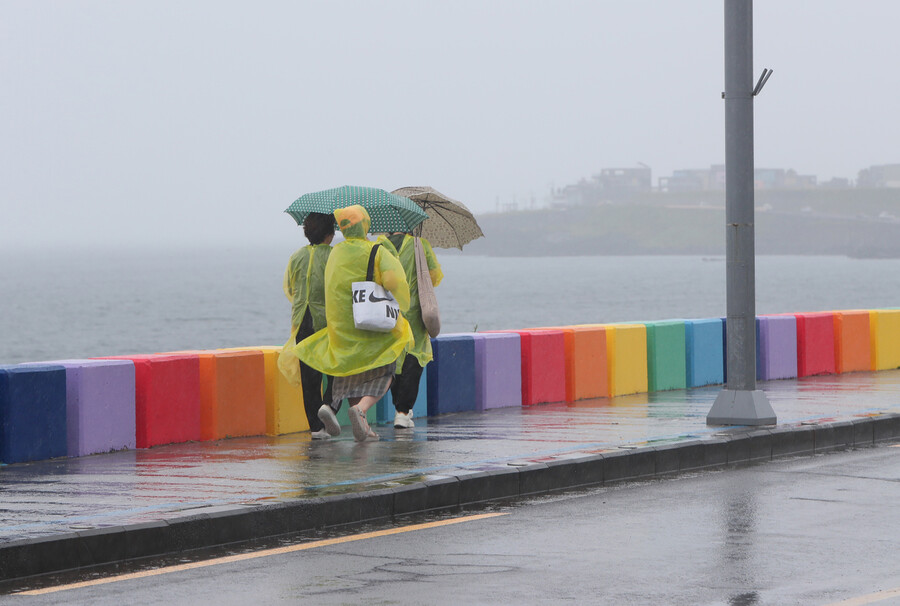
[1,370,898,543]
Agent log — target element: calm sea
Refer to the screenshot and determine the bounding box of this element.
[2,248,899,364]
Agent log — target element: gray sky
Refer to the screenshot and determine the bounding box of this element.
[2,1,898,250]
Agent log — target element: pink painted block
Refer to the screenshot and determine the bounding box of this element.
[22,359,135,457]
[757,315,797,381]
[794,312,836,377]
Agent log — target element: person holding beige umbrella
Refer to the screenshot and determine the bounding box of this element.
[379,186,483,429]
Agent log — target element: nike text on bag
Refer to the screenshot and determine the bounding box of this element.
[352,244,400,332]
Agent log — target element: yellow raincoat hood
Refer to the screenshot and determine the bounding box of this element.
[335,205,370,240]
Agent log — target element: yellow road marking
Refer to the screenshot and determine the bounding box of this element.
[824,587,900,605]
[17,512,508,596]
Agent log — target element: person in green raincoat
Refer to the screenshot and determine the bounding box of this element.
[294,205,414,442]
[377,232,443,428]
[283,212,335,439]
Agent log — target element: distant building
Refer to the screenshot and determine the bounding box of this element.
[660,165,817,192]
[754,168,816,190]
[820,177,851,189]
[551,179,597,206]
[551,165,651,205]
[591,166,652,200]
[857,164,900,188]
[659,164,725,192]
[548,161,898,214]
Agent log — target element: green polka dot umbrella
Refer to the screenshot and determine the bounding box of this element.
[285,185,429,234]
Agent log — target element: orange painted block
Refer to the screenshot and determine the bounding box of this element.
[164,350,267,440]
[220,346,306,435]
[870,310,900,371]
[563,326,608,401]
[605,324,648,397]
[832,311,871,373]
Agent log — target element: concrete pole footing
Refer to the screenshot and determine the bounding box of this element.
[707,389,776,426]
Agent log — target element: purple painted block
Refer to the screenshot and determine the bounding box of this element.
[21,359,136,456]
[757,316,798,381]
[473,333,522,411]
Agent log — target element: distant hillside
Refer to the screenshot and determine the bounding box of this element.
[462,189,900,258]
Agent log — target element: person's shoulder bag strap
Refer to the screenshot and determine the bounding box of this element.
[366,244,380,281]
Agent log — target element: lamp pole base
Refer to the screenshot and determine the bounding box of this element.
[707,389,776,426]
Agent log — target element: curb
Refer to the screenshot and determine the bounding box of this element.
[2,413,898,580]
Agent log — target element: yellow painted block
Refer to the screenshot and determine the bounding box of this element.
[219,346,307,435]
[869,310,900,371]
[605,324,648,397]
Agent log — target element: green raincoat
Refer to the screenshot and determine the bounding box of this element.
[294,205,413,377]
[377,234,443,366]
[283,243,332,333]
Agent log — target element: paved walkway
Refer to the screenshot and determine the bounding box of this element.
[1,370,899,579]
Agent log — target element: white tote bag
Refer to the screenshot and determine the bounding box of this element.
[352,244,400,332]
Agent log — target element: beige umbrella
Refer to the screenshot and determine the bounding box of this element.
[390,186,484,249]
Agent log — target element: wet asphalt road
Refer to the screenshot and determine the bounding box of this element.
[7,444,900,606]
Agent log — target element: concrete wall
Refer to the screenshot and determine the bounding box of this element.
[2,307,897,464]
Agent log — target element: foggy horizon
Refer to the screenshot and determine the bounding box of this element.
[3,1,899,252]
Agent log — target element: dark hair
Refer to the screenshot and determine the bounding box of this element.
[303,212,336,244]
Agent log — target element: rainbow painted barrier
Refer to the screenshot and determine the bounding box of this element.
[3,307,900,464]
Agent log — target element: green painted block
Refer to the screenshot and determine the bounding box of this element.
[645,320,687,392]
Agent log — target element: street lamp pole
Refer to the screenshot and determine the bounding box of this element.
[707,0,776,426]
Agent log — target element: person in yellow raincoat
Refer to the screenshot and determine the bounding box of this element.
[283,212,335,439]
[377,233,442,429]
[294,205,413,442]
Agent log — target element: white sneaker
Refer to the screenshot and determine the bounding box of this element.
[310,429,331,440]
[317,405,341,437]
[393,410,415,429]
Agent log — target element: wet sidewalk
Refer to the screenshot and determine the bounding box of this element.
[2,370,900,579]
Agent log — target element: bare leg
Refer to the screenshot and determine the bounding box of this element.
[350,394,381,414]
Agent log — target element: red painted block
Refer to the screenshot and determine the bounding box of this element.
[97,354,201,448]
[833,311,871,373]
[501,330,566,405]
[794,312,836,377]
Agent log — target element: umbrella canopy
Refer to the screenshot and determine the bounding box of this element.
[391,186,484,249]
[285,185,428,234]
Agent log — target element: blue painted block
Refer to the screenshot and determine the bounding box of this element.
[376,369,427,425]
[685,319,725,387]
[721,317,727,383]
[0,365,68,464]
[426,335,476,416]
